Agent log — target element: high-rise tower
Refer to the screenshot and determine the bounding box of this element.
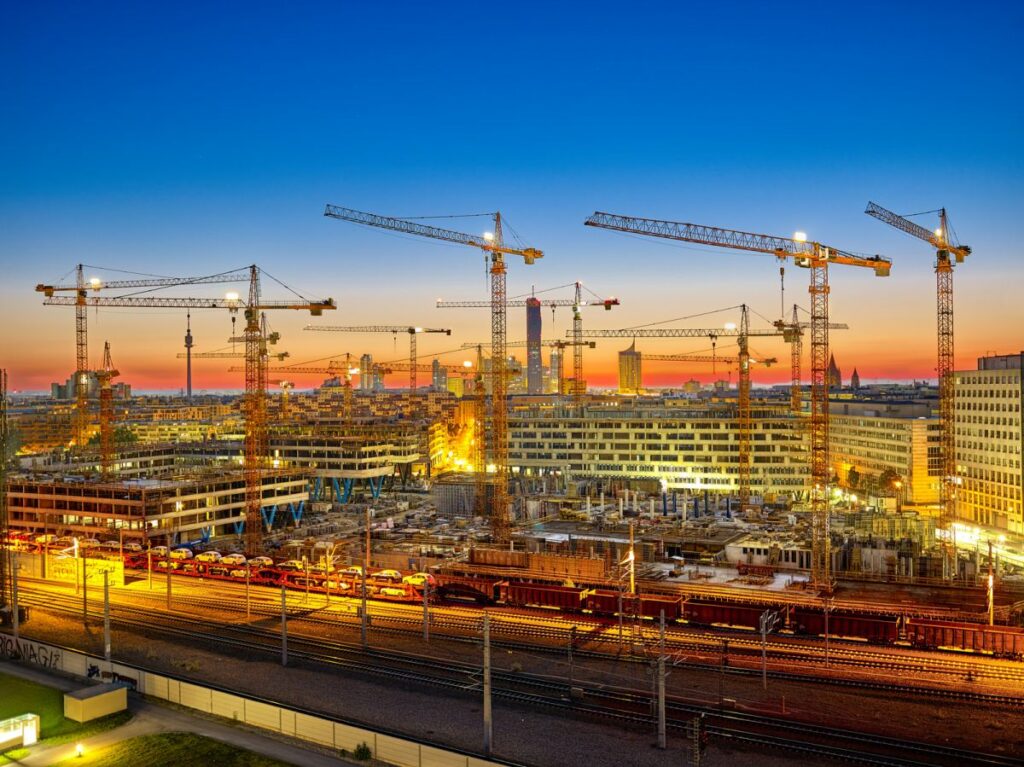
[618,341,642,394]
[526,297,542,394]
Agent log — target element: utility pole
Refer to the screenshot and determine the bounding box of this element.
[422,582,430,643]
[360,565,368,650]
[103,571,111,661]
[280,585,288,666]
[657,610,666,749]
[81,545,88,625]
[304,557,310,604]
[483,612,493,756]
[11,551,19,645]
[824,598,832,669]
[365,507,371,570]
[759,609,779,691]
[988,540,995,626]
[245,564,251,621]
[568,625,576,690]
[147,551,152,590]
[165,542,172,610]
[719,639,728,708]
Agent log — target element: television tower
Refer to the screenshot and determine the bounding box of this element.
[184,312,193,400]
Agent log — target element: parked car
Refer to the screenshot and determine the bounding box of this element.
[379,586,407,597]
[247,556,274,567]
[123,542,143,553]
[373,569,403,582]
[340,565,364,577]
[195,551,221,563]
[402,572,436,588]
[99,541,121,550]
[148,546,169,558]
[220,553,247,565]
[79,539,102,549]
[34,534,58,544]
[169,548,194,560]
[276,559,305,571]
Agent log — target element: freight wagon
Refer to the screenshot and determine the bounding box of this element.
[791,609,899,644]
[905,619,1024,659]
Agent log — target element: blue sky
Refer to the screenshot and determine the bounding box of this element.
[2,1,1022,389]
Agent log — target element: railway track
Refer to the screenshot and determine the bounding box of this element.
[22,574,1024,698]
[11,588,1022,767]
[12,581,1019,761]
[106,577,1024,688]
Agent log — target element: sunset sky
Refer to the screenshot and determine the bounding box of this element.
[2,2,1021,392]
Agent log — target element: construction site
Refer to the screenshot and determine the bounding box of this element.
[2,202,1023,767]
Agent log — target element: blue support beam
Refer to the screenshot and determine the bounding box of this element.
[368,476,382,499]
[288,500,305,525]
[233,520,245,535]
[342,478,354,503]
[311,476,323,501]
[262,505,277,531]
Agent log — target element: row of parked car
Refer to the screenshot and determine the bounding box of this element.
[140,547,436,587]
[31,533,143,553]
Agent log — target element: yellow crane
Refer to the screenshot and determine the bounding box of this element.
[95,341,120,478]
[866,202,970,577]
[303,325,451,392]
[576,309,786,508]
[440,282,617,402]
[40,266,335,554]
[36,266,251,450]
[583,214,891,591]
[324,204,542,544]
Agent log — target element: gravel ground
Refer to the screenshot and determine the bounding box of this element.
[9,583,1023,766]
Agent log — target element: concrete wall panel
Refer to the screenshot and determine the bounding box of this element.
[244,700,281,732]
[294,713,334,747]
[376,734,420,767]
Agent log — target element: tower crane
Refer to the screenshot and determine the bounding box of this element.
[36,266,251,450]
[39,265,335,554]
[95,342,120,477]
[577,308,786,507]
[440,283,617,403]
[865,202,970,576]
[324,204,543,545]
[772,308,850,416]
[303,325,451,392]
[584,213,889,591]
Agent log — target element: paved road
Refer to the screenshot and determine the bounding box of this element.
[1,661,357,766]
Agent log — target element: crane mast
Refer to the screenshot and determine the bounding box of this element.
[324,204,542,546]
[39,266,334,554]
[585,212,890,591]
[96,341,120,477]
[866,202,971,578]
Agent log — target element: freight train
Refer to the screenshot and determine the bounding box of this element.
[9,534,1023,659]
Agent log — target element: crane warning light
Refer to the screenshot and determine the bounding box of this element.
[793,231,808,242]
[482,232,494,241]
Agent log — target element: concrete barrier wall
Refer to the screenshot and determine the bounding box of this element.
[1,635,506,767]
